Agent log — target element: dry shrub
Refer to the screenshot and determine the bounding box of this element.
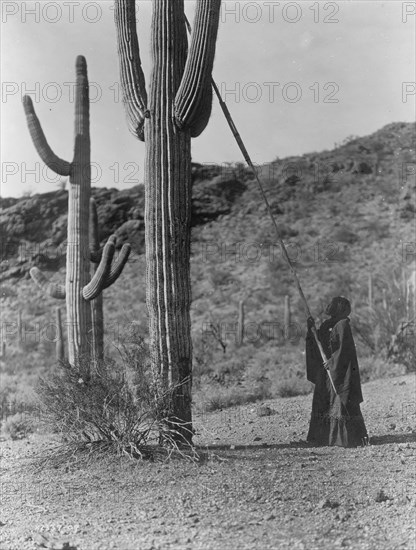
[2,412,34,440]
[35,344,197,463]
[274,377,312,398]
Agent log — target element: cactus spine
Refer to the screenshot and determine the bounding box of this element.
[24,56,131,366]
[115,0,221,443]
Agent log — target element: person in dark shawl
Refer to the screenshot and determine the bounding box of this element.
[305,296,368,447]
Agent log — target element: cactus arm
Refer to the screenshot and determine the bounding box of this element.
[30,267,66,300]
[114,0,148,141]
[103,243,131,289]
[174,0,221,137]
[22,95,71,176]
[82,236,116,301]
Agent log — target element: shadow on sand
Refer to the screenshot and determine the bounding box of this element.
[195,431,416,458]
[369,432,416,445]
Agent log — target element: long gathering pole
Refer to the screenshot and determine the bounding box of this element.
[184,14,340,398]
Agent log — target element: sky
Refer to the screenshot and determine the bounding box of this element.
[1,0,415,197]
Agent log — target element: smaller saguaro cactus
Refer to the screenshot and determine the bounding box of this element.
[24,55,131,365]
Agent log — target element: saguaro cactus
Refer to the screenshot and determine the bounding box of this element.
[115,0,221,443]
[24,56,131,366]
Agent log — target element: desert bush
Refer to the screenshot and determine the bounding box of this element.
[274,377,312,398]
[208,267,235,288]
[332,226,358,244]
[35,342,195,461]
[358,356,407,383]
[2,412,34,440]
[0,371,38,421]
[363,218,390,239]
[195,383,269,413]
[351,265,414,372]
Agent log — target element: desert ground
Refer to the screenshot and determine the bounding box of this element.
[1,373,415,550]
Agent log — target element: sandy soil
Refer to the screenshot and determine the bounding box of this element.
[0,374,415,550]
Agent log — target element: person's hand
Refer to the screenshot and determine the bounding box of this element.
[307,316,315,330]
[322,360,330,370]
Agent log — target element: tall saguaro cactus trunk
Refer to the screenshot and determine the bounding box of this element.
[145,1,193,441]
[115,0,221,444]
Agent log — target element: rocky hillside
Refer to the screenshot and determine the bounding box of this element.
[1,122,414,402]
[1,122,414,281]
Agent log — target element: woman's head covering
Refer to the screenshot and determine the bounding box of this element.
[325,296,351,318]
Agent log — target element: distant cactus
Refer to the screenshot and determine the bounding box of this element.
[368,273,373,308]
[115,0,221,443]
[55,306,65,362]
[24,56,131,366]
[284,295,291,339]
[17,310,23,348]
[237,300,245,346]
[0,340,6,359]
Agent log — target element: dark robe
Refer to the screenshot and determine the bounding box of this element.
[306,317,368,447]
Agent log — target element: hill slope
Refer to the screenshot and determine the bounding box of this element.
[0,122,415,408]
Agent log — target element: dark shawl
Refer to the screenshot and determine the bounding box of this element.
[306,317,363,407]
